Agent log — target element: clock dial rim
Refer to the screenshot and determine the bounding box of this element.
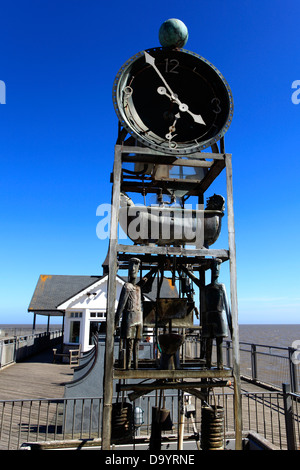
[112,48,234,155]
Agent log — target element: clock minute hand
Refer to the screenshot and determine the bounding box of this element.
[145,52,206,126]
[144,51,177,100]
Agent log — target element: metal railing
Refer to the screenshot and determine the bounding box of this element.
[223,341,300,393]
[0,330,63,369]
[1,388,300,450]
[182,337,300,393]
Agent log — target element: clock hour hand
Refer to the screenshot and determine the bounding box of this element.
[165,112,180,141]
[165,112,181,149]
[158,86,206,125]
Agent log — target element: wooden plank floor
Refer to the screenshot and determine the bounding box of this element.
[0,349,74,400]
[0,350,76,449]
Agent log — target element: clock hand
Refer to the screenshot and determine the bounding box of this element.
[165,112,181,149]
[158,86,206,125]
[144,51,178,100]
[144,51,206,125]
[165,112,180,141]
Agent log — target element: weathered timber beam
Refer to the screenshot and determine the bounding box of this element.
[122,154,213,168]
[117,253,227,269]
[124,380,231,401]
[117,244,229,259]
[118,145,225,161]
[118,380,231,393]
[121,179,202,191]
[113,368,232,380]
[192,158,226,194]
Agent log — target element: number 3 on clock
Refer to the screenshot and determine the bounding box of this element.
[211,97,221,114]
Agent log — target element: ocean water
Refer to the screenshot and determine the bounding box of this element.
[0,324,62,338]
[239,324,300,350]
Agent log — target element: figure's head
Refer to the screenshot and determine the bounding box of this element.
[206,194,225,212]
[129,258,141,283]
[211,258,222,281]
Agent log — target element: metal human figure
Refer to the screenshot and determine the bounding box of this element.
[115,258,157,369]
[180,259,232,369]
[202,259,232,369]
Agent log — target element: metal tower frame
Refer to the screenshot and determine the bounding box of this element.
[101,136,242,450]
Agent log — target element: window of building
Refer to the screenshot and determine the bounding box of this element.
[69,312,82,318]
[69,321,80,343]
[90,311,106,319]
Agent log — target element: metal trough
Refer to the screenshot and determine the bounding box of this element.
[119,193,224,247]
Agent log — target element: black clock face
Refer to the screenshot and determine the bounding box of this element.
[113,48,233,155]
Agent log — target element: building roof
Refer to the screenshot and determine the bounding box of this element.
[28,273,178,316]
[28,275,103,315]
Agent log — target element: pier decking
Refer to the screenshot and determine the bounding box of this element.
[0,349,74,401]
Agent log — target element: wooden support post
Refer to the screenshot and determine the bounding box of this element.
[102,145,122,450]
[32,313,36,332]
[225,153,243,450]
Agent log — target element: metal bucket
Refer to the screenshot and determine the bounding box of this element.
[158,333,184,370]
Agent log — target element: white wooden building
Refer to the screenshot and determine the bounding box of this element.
[56,275,125,352]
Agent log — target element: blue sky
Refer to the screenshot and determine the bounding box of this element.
[0,0,300,324]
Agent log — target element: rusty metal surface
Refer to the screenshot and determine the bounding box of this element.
[143,298,194,327]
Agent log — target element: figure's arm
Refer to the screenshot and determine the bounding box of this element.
[115,284,129,329]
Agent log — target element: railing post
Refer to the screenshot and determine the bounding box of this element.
[282,383,296,450]
[13,337,18,363]
[251,344,257,382]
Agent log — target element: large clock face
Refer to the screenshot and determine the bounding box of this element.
[112,48,233,155]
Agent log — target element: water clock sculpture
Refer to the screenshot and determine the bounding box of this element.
[102,18,241,450]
